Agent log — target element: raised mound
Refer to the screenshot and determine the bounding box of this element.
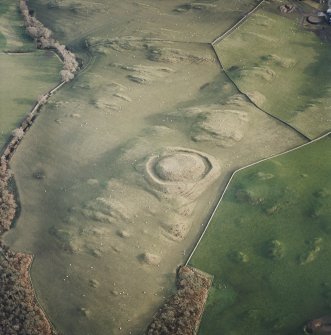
[154,153,208,182]
[239,66,276,82]
[246,91,266,106]
[192,109,248,146]
[169,99,250,147]
[144,147,219,197]
[141,252,161,266]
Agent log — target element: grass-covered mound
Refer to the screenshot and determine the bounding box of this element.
[215,2,331,139]
[190,134,331,335]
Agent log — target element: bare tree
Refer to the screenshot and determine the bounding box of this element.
[19,0,79,82]
[11,128,24,140]
[60,69,75,82]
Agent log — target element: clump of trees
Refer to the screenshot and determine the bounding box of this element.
[145,266,212,335]
[19,0,79,82]
[0,242,57,335]
[0,142,58,335]
[0,159,16,235]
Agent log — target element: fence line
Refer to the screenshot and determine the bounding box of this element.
[185,0,316,264]
[212,0,266,45]
[185,131,330,265]
[0,80,65,162]
[210,43,311,141]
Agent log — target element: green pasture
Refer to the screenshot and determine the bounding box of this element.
[215,3,331,139]
[190,134,331,335]
[0,51,61,150]
[0,0,62,151]
[0,0,34,52]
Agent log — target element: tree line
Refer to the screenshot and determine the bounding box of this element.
[19,0,79,82]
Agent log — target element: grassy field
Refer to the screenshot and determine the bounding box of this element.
[190,134,331,335]
[3,1,308,335]
[29,0,264,46]
[0,0,62,151]
[0,1,34,52]
[215,2,331,139]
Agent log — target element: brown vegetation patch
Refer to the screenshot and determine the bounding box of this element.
[0,242,56,335]
[0,159,16,234]
[145,266,212,335]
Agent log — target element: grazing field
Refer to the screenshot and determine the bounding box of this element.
[0,52,62,150]
[0,0,61,151]
[0,0,34,52]
[6,43,303,335]
[3,1,308,334]
[27,0,264,46]
[215,2,331,139]
[190,134,331,335]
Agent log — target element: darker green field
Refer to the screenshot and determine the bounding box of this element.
[0,2,10,14]
[190,134,331,335]
[0,31,6,50]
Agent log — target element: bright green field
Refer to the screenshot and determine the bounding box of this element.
[0,1,62,151]
[215,3,331,139]
[190,134,331,335]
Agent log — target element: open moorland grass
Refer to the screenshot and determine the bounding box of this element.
[6,42,304,335]
[3,1,307,335]
[215,2,331,139]
[190,134,331,335]
[0,0,62,150]
[28,0,263,46]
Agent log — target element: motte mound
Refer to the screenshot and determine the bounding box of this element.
[154,152,209,182]
[142,147,220,205]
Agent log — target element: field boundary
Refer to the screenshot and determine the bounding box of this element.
[209,0,312,141]
[0,80,65,161]
[185,131,330,265]
[0,2,79,333]
[212,0,266,45]
[185,0,316,265]
[210,43,312,141]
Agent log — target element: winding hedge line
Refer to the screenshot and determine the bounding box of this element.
[19,0,79,82]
